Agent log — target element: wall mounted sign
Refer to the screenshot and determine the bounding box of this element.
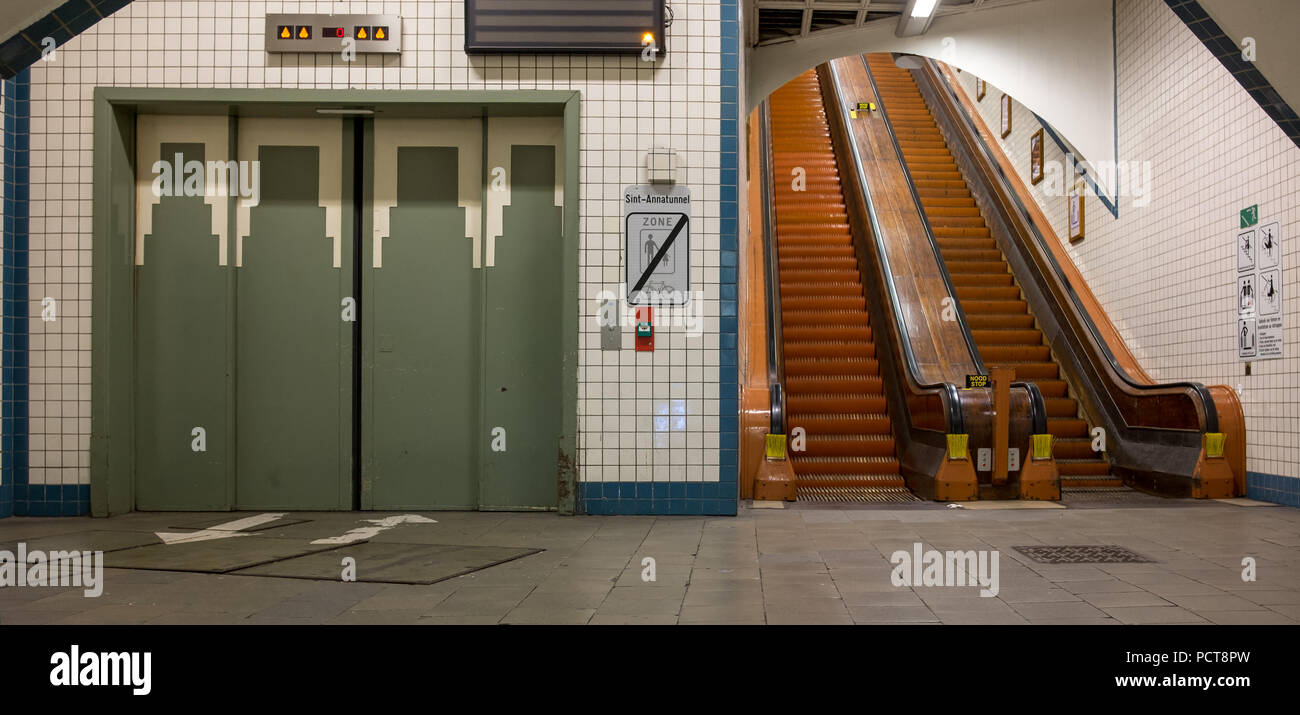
[965,374,989,388]
[1030,128,1044,185]
[265,14,401,53]
[465,0,665,55]
[1240,204,1259,228]
[624,184,690,306]
[1000,93,1012,138]
[1237,213,1284,360]
[1067,178,1085,243]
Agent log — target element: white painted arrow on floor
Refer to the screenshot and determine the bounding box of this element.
[155,512,288,545]
[310,514,437,545]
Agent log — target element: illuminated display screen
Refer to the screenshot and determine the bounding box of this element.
[465,0,665,54]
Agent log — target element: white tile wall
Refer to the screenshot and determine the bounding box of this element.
[952,0,1300,479]
[23,0,727,487]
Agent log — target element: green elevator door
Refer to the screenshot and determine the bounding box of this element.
[480,140,564,510]
[235,119,353,509]
[135,138,232,510]
[132,114,562,512]
[364,118,563,510]
[364,119,480,509]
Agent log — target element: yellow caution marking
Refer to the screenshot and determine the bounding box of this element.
[946,433,969,460]
[765,434,787,460]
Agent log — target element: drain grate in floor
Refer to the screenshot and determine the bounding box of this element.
[797,487,921,503]
[1014,544,1153,564]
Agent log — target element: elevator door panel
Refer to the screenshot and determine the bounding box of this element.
[480,128,564,510]
[235,119,352,510]
[364,121,480,509]
[134,134,233,510]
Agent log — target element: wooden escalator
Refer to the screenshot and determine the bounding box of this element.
[864,54,1120,494]
[769,70,917,503]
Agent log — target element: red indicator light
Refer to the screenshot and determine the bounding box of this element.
[324,26,346,38]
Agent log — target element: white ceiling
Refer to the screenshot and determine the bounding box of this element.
[0,1,67,46]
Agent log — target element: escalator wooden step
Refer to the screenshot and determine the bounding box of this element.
[1054,438,1101,459]
[1048,418,1088,437]
[788,413,892,434]
[790,456,902,475]
[944,248,1006,262]
[946,260,1010,274]
[957,286,1022,302]
[781,309,870,326]
[784,341,877,359]
[782,325,872,341]
[999,362,1060,379]
[785,357,880,376]
[1056,460,1114,477]
[966,314,1035,329]
[786,375,885,394]
[959,298,1029,314]
[1031,379,1070,398]
[787,394,888,414]
[971,329,1042,345]
[800,435,898,457]
[951,271,1012,286]
[1044,397,1079,417]
[980,345,1052,362]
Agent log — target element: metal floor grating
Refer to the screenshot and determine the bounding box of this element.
[1013,544,1153,564]
[1060,486,1168,504]
[797,486,921,503]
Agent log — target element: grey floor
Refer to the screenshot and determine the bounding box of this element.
[1,499,1298,625]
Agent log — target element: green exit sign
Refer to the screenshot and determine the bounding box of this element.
[1241,204,1258,228]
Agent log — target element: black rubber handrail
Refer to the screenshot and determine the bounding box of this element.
[917,57,1219,435]
[826,61,965,436]
[858,55,1048,436]
[758,101,786,435]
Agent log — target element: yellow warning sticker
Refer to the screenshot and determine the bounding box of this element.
[1031,434,1054,460]
[765,434,787,460]
[946,433,969,460]
[1204,432,1225,458]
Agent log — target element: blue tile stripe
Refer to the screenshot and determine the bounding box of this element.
[1,70,29,518]
[580,0,741,516]
[1245,471,1300,508]
[0,2,128,518]
[1,69,85,518]
[1163,0,1300,150]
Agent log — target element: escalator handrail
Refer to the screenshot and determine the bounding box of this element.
[858,55,1049,438]
[1012,381,1048,435]
[917,57,1220,435]
[758,101,786,436]
[826,61,965,436]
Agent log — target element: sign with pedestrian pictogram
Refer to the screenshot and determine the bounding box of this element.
[624,185,690,305]
[1235,212,1283,360]
[1240,204,1258,228]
